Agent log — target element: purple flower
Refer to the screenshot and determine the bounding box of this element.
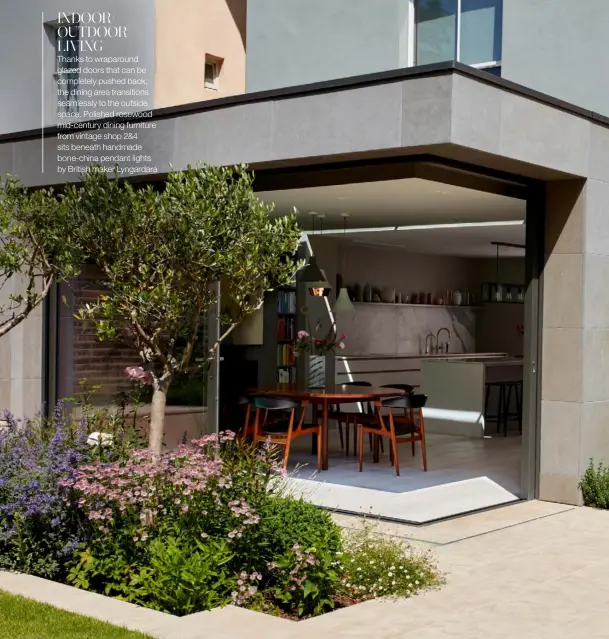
[0,401,89,579]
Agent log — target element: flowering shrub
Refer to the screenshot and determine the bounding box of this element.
[0,404,89,579]
[265,543,341,617]
[340,526,439,601]
[63,434,290,613]
[1,404,440,618]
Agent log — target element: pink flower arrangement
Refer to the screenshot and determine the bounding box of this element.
[295,324,346,355]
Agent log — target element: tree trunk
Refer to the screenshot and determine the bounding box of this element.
[149,379,169,455]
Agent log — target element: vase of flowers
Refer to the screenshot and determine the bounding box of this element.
[295,320,346,389]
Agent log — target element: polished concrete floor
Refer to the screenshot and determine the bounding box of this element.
[284,427,522,523]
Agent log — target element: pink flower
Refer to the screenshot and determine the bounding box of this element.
[340,334,346,340]
[338,342,345,350]
[297,330,309,339]
[124,366,152,385]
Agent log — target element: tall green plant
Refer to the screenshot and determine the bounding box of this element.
[64,165,301,453]
[0,176,83,336]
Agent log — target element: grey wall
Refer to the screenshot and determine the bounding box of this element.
[473,258,525,357]
[0,0,155,135]
[502,0,609,117]
[246,0,410,92]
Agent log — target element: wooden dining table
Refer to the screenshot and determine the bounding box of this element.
[251,384,406,470]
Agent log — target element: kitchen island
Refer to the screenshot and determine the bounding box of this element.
[420,357,523,437]
[335,352,509,390]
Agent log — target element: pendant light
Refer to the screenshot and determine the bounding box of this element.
[307,213,332,297]
[333,213,355,313]
[299,211,326,284]
[494,242,503,302]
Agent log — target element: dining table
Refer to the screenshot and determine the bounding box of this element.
[251,384,406,470]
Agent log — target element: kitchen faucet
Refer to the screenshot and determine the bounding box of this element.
[436,327,451,353]
[425,333,436,355]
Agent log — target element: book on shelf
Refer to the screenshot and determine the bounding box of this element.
[277,290,296,314]
[276,343,296,366]
[277,367,296,384]
[277,315,296,340]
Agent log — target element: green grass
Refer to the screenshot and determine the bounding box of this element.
[0,590,154,639]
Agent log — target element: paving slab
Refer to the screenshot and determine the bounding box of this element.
[333,499,574,545]
[2,504,609,639]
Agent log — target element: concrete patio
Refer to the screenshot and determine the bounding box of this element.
[2,501,609,638]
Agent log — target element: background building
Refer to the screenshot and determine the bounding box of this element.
[0,0,246,135]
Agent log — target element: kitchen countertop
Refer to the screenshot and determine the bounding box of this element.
[337,352,510,361]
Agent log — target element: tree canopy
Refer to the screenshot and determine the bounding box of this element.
[64,164,301,452]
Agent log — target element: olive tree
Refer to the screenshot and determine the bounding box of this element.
[0,176,82,337]
[65,165,301,454]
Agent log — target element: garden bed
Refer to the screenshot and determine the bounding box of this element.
[0,404,440,620]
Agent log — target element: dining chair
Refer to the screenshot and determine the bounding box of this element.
[238,395,258,442]
[252,396,320,471]
[357,394,428,476]
[380,384,416,455]
[380,383,416,395]
[328,381,373,456]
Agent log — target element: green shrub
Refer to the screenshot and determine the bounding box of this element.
[265,542,342,618]
[580,460,609,508]
[128,537,235,614]
[255,496,342,563]
[70,537,236,615]
[340,525,439,601]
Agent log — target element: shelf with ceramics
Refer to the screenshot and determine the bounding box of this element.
[480,282,525,305]
[346,282,477,307]
[353,302,480,309]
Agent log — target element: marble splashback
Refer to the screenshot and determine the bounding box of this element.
[337,304,476,355]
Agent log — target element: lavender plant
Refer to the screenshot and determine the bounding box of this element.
[0,403,90,579]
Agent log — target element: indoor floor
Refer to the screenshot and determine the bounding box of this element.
[284,428,521,524]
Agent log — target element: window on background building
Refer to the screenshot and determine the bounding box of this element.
[204,55,223,90]
[416,0,502,75]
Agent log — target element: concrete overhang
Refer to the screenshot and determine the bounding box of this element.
[1,62,608,188]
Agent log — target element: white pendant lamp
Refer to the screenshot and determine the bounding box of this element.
[332,213,354,314]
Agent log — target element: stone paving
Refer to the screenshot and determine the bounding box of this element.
[3,501,609,638]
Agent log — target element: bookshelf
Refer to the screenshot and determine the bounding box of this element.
[276,287,297,383]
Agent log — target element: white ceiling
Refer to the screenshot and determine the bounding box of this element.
[323,225,525,258]
[257,177,526,258]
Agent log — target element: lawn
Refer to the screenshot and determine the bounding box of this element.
[0,590,154,639]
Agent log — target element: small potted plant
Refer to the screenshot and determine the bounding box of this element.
[295,320,346,388]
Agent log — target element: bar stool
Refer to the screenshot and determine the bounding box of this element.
[484,382,507,434]
[502,380,523,437]
[484,381,523,437]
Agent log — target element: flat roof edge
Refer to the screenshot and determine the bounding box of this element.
[2,61,608,144]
